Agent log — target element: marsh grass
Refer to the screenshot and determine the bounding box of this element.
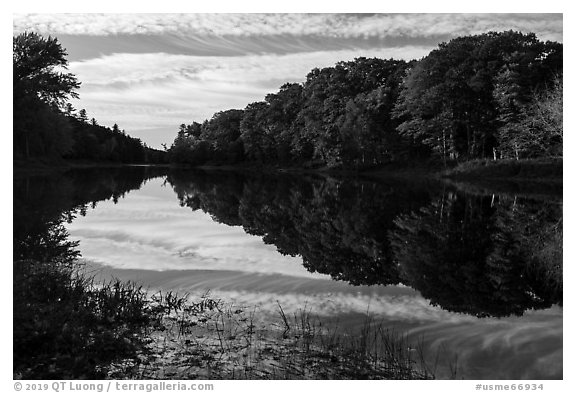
[14,259,438,380]
[109,297,438,380]
[13,259,156,379]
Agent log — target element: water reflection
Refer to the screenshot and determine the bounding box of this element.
[168,170,437,287]
[14,167,562,318]
[166,169,562,318]
[14,166,168,263]
[13,167,563,379]
[391,192,562,317]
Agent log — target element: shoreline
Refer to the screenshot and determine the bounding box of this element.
[439,157,562,182]
[14,157,562,182]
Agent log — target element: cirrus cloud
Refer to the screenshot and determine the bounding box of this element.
[67,46,433,147]
[13,13,563,42]
[12,13,563,148]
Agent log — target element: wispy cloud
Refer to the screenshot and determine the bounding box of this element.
[13,13,562,148]
[68,47,432,146]
[13,13,563,42]
[69,48,430,87]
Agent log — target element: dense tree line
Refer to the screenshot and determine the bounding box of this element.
[13,32,166,164]
[168,31,562,168]
[62,110,167,164]
[166,169,562,317]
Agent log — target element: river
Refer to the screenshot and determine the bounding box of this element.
[13,166,563,379]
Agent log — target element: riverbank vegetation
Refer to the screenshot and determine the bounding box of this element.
[107,293,437,380]
[442,157,562,181]
[13,32,166,165]
[15,257,436,380]
[165,31,562,172]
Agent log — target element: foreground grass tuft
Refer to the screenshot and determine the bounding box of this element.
[14,259,436,380]
[108,298,436,380]
[13,259,157,379]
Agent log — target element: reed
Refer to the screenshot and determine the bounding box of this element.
[15,259,443,380]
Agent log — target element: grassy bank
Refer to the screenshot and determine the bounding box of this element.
[193,157,563,185]
[14,259,155,379]
[442,157,562,181]
[14,259,435,380]
[16,157,562,185]
[438,158,563,197]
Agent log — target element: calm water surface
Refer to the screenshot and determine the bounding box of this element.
[14,167,562,379]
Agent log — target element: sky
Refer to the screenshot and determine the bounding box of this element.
[12,13,563,149]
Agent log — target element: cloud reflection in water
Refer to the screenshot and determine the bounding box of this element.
[67,176,562,379]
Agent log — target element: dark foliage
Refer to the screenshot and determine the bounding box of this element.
[13,32,166,164]
[167,31,562,169]
[14,258,151,378]
[394,31,562,162]
[63,118,166,164]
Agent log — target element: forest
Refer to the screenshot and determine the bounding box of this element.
[13,30,562,170]
[13,32,166,164]
[167,31,562,169]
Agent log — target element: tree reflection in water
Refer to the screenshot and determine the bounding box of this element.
[167,169,562,318]
[14,167,562,323]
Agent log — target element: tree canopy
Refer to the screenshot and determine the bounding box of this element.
[13,32,165,163]
[393,31,562,162]
[167,31,562,168]
[13,32,80,107]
